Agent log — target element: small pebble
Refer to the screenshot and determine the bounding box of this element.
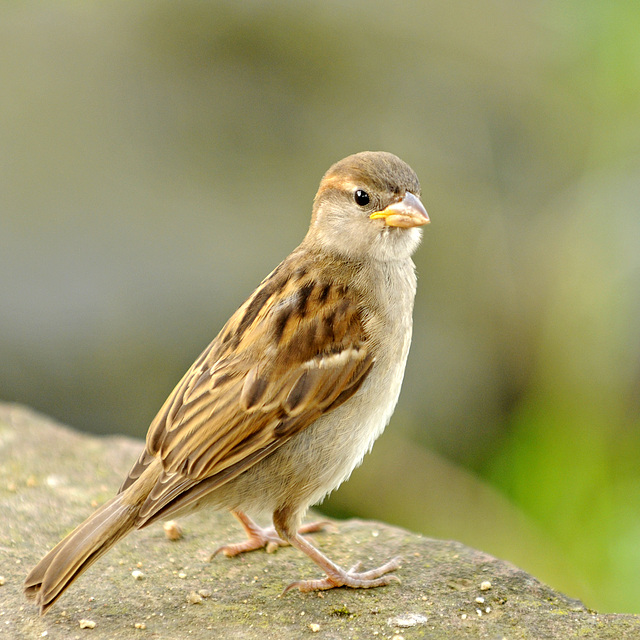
[134,622,147,630]
[475,597,485,604]
[480,580,492,591]
[79,619,96,629]
[309,623,320,632]
[178,572,187,579]
[198,589,212,598]
[388,613,427,628]
[461,613,467,620]
[163,520,183,540]
[0,576,5,586]
[187,591,203,604]
[45,475,63,488]
[131,570,144,580]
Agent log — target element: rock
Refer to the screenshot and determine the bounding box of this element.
[1,403,638,639]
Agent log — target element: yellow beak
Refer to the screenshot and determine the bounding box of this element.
[369,192,429,228]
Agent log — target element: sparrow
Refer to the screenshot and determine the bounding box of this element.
[24,151,429,614]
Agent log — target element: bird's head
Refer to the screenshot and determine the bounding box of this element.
[307,151,429,262]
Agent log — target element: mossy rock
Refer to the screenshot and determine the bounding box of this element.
[1,403,638,639]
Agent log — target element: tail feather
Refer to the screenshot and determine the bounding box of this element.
[24,493,139,615]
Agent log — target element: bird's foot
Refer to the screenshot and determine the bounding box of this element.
[212,510,330,558]
[212,527,283,557]
[282,556,402,594]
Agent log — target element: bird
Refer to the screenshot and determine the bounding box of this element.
[24,151,429,615]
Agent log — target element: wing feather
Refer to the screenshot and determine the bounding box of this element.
[119,253,373,524]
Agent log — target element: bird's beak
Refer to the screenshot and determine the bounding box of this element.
[369,192,430,228]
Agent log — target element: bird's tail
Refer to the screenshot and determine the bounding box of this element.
[24,492,140,615]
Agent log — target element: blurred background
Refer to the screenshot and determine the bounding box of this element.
[2,0,639,613]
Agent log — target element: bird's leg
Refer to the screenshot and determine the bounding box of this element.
[212,510,330,558]
[273,509,402,593]
[281,533,402,593]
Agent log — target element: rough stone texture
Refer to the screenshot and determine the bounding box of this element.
[1,403,639,640]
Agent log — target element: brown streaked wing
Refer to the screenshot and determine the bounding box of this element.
[119,257,374,524]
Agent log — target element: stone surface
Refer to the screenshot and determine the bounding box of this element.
[1,403,639,639]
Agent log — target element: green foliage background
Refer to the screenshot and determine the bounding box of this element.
[1,1,639,613]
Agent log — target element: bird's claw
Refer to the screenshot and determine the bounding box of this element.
[281,556,403,595]
[211,520,331,560]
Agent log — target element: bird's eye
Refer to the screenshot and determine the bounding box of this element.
[354,189,370,207]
